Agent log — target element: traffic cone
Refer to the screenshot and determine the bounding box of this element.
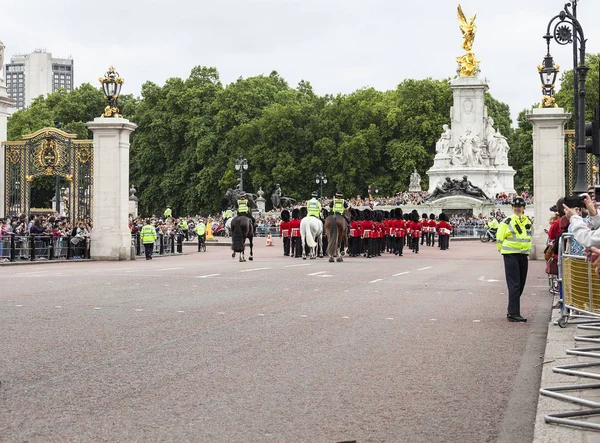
[266,234,274,246]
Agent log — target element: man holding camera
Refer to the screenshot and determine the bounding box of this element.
[496,197,532,323]
[563,193,600,249]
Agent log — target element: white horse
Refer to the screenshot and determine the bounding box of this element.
[300,216,323,260]
[225,217,232,237]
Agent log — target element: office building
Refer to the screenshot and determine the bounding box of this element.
[5,49,74,110]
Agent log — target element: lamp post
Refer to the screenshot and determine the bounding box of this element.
[368,184,379,200]
[544,1,588,193]
[315,172,327,198]
[235,153,248,192]
[98,66,124,118]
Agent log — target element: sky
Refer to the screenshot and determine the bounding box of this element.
[3,0,600,124]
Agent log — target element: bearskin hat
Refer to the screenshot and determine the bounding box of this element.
[384,210,390,219]
[438,212,449,222]
[292,208,300,219]
[363,208,371,220]
[422,212,428,220]
[403,213,410,221]
[281,209,290,222]
[299,206,308,218]
[410,210,419,223]
[351,208,359,221]
[429,213,436,220]
[396,208,404,220]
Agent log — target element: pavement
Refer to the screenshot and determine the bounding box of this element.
[0,236,598,441]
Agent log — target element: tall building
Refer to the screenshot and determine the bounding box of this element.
[5,49,74,110]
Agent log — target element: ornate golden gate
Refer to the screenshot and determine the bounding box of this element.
[2,127,93,223]
[565,129,599,195]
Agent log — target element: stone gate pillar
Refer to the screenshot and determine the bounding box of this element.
[87,117,137,260]
[527,108,571,260]
[0,83,14,217]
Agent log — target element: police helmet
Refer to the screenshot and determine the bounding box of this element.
[239,192,247,198]
[335,192,343,198]
[311,191,318,198]
[512,197,526,207]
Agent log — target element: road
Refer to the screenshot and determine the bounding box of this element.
[0,239,551,442]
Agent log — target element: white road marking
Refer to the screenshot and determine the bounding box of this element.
[478,276,485,281]
[342,316,350,319]
[94,307,101,310]
[16,305,24,307]
[300,315,308,318]
[54,306,62,309]
[486,279,500,282]
[285,263,311,268]
[135,309,143,312]
[394,271,411,276]
[195,274,220,279]
[218,312,225,315]
[258,313,265,316]
[308,271,327,276]
[159,267,183,271]
[320,275,333,278]
[430,319,438,321]
[418,267,432,271]
[239,267,271,273]
[177,311,185,313]
[386,317,394,320]
[369,279,383,283]
[473,320,481,323]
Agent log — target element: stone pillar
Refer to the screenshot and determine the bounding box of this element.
[256,187,266,213]
[0,83,14,217]
[527,108,571,260]
[87,117,137,260]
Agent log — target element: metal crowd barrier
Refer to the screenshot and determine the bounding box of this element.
[131,232,184,257]
[0,233,90,262]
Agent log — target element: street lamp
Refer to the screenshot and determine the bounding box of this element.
[234,153,248,191]
[538,45,559,108]
[315,172,327,198]
[99,66,124,118]
[368,184,379,199]
[544,1,588,193]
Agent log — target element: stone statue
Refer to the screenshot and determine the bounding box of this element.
[436,124,452,156]
[458,175,488,199]
[428,177,454,200]
[492,130,509,166]
[452,130,482,166]
[427,175,489,201]
[271,184,282,209]
[0,40,5,83]
[409,169,421,187]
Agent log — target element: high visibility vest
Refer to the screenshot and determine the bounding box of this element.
[140,224,157,244]
[178,221,188,230]
[332,197,345,214]
[164,208,172,218]
[488,219,499,230]
[224,210,233,218]
[238,199,249,213]
[307,198,321,217]
[496,214,532,255]
[195,222,206,236]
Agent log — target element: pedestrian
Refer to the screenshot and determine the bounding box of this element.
[496,197,532,322]
[140,219,157,260]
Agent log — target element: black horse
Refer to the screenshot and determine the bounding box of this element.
[231,215,254,262]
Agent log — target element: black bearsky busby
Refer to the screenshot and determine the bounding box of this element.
[438,212,449,222]
[429,213,436,221]
[421,212,428,220]
[299,206,308,218]
[363,208,371,220]
[403,213,410,221]
[410,210,419,223]
[396,208,404,220]
[281,209,290,222]
[292,208,300,219]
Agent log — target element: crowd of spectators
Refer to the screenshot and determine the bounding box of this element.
[495,191,534,205]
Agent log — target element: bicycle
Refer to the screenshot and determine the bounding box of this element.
[197,235,207,252]
[479,229,497,243]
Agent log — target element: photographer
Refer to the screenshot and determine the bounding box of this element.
[563,194,600,250]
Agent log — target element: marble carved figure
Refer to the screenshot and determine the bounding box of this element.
[0,40,5,82]
[409,169,421,187]
[436,124,451,155]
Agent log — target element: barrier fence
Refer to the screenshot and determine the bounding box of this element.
[0,233,90,262]
[131,232,184,257]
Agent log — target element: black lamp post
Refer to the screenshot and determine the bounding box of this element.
[99,66,124,118]
[234,153,248,191]
[544,1,589,193]
[368,184,379,199]
[315,172,327,198]
[538,45,560,108]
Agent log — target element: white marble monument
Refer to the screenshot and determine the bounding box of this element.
[88,117,137,260]
[0,39,14,217]
[408,169,422,192]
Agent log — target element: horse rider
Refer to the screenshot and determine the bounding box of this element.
[223,208,233,226]
[332,192,350,230]
[307,191,322,218]
[164,206,172,220]
[237,192,256,232]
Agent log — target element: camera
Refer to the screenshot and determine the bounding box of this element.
[564,193,588,209]
[595,185,600,203]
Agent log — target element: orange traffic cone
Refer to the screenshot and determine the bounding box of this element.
[266,234,274,246]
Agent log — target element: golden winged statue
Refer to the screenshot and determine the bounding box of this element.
[457,4,476,52]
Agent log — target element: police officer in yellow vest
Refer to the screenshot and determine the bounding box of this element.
[195,219,206,251]
[164,207,172,219]
[223,209,233,225]
[332,192,350,229]
[140,219,158,260]
[237,192,256,231]
[307,191,321,218]
[496,197,532,322]
[178,218,189,241]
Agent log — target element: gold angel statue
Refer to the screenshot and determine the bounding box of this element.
[457,5,476,52]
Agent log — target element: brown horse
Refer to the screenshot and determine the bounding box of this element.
[230,215,254,262]
[324,211,349,262]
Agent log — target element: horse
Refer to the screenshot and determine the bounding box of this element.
[300,216,323,260]
[230,215,254,262]
[324,211,349,263]
[224,217,232,237]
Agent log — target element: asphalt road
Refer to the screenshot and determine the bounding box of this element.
[0,239,551,442]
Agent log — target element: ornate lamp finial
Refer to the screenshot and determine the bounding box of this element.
[98,66,125,118]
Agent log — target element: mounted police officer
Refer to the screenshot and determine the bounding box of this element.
[164,206,172,220]
[140,219,157,260]
[332,192,350,231]
[496,197,532,323]
[237,192,256,232]
[223,208,233,226]
[307,191,321,218]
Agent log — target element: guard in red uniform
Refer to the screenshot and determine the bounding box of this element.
[410,210,422,254]
[437,212,452,250]
[290,208,301,258]
[394,208,405,256]
[420,212,428,246]
[280,209,291,256]
[428,213,437,247]
[362,209,374,258]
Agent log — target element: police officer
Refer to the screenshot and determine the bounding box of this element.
[307,191,321,218]
[140,219,157,260]
[332,192,349,229]
[195,218,206,251]
[164,207,172,219]
[487,216,500,239]
[178,218,189,241]
[223,208,233,225]
[496,197,532,322]
[237,192,256,231]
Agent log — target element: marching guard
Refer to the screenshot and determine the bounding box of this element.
[280,209,291,256]
[437,212,452,250]
[290,208,301,258]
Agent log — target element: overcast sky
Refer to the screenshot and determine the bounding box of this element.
[3,0,600,124]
